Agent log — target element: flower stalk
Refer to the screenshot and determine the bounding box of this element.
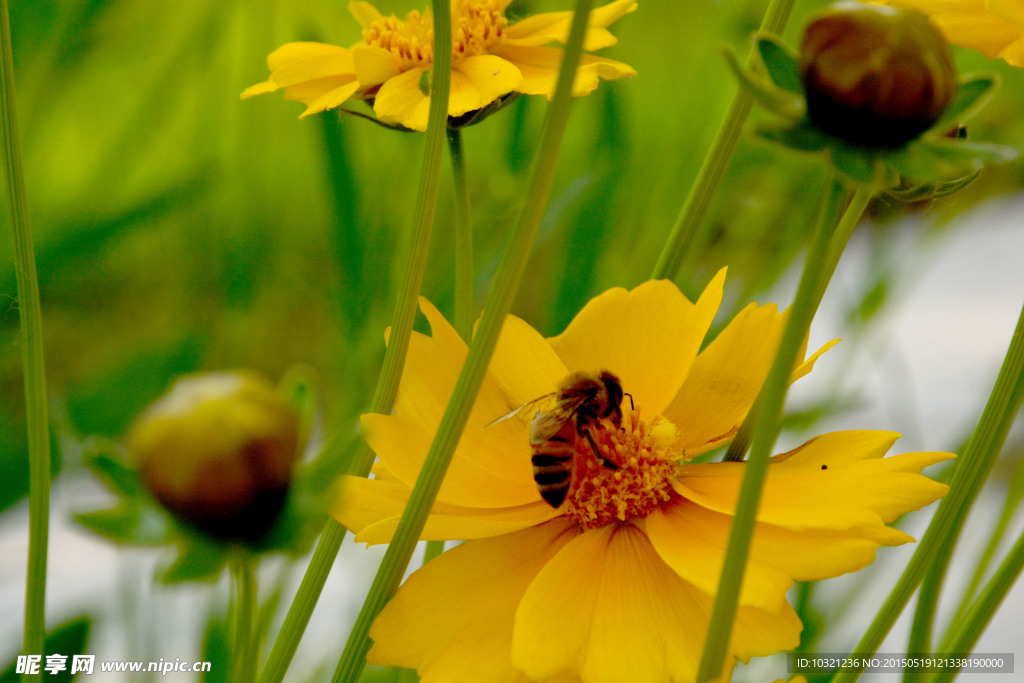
[697,175,867,681]
[230,555,258,683]
[1,0,51,671]
[722,178,851,462]
[833,299,1024,682]
[331,1,595,679]
[256,0,455,677]
[448,127,474,340]
[650,0,797,281]
[933,524,1024,683]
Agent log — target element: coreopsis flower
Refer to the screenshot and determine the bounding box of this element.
[334,272,953,682]
[127,370,301,542]
[876,0,1024,67]
[241,0,637,131]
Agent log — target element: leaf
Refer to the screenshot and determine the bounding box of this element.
[722,44,804,120]
[887,139,1017,183]
[933,73,1000,131]
[82,443,141,497]
[756,123,830,152]
[74,502,174,546]
[830,145,882,185]
[755,34,803,94]
[0,616,91,683]
[159,538,229,584]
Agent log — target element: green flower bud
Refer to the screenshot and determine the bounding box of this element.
[127,371,300,543]
[799,1,956,148]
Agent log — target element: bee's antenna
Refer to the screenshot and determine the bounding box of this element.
[624,392,635,411]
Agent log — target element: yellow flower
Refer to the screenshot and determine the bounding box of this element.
[241,0,637,131]
[876,0,1024,66]
[334,272,953,682]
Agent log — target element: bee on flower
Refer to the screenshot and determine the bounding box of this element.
[241,0,637,131]
[333,271,953,682]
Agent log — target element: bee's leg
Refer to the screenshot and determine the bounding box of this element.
[582,428,618,470]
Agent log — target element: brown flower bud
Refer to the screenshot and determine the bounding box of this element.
[127,371,300,542]
[799,1,956,148]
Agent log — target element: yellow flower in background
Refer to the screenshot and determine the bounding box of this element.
[334,272,953,682]
[241,0,637,131]
[877,0,1024,66]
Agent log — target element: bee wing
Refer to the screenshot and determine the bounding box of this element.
[485,393,555,428]
[528,394,589,442]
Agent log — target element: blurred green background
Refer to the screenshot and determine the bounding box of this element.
[2,0,1023,678]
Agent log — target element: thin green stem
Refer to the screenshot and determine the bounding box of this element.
[1,0,51,672]
[697,178,870,682]
[448,128,474,340]
[944,459,1024,633]
[650,0,796,281]
[256,0,454,677]
[230,555,258,683]
[422,540,446,564]
[722,179,853,462]
[913,362,1024,662]
[833,300,1024,683]
[331,2,594,680]
[930,527,1024,683]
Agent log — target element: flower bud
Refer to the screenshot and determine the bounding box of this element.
[127,371,300,542]
[799,1,956,148]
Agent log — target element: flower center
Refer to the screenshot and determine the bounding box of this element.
[565,410,679,529]
[362,0,507,72]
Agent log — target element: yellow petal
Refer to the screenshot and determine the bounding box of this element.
[362,298,540,508]
[264,42,355,86]
[374,67,431,130]
[489,314,568,408]
[348,0,385,28]
[674,431,953,531]
[449,56,523,117]
[645,497,913,614]
[513,524,800,681]
[368,519,578,680]
[241,42,358,112]
[298,80,362,118]
[548,271,724,417]
[240,80,279,99]
[332,474,561,544]
[352,44,401,87]
[883,0,1022,61]
[663,302,836,456]
[497,45,636,98]
[503,0,638,51]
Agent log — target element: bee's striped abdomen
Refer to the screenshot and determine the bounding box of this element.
[531,434,574,508]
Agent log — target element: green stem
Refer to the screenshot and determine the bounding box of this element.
[650,0,796,281]
[930,526,1024,683]
[1,0,51,672]
[256,0,454,677]
[722,179,854,462]
[230,555,258,683]
[330,2,594,680]
[448,127,474,340]
[943,458,1024,634]
[911,353,1024,661]
[833,300,1024,683]
[422,540,446,564]
[697,178,868,681]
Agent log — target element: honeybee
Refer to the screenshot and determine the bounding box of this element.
[492,370,627,508]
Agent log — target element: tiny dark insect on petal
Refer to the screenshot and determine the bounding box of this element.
[821,464,828,470]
